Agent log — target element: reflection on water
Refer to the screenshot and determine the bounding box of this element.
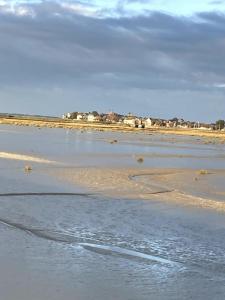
[0,125,225,300]
[0,124,225,169]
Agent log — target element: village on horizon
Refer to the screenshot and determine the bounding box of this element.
[62,111,225,131]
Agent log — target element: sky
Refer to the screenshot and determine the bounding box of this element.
[0,0,225,121]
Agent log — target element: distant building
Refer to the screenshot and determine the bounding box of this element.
[106,112,120,123]
[144,118,153,128]
[77,113,86,121]
[61,110,216,132]
[124,115,138,127]
[166,120,177,128]
[153,119,165,127]
[87,112,99,122]
[62,112,71,119]
[198,123,212,130]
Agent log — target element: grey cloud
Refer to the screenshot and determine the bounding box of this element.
[0,2,225,120]
[1,3,225,87]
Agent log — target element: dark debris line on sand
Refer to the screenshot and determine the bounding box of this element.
[0,192,94,197]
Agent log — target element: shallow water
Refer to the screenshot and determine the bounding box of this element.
[0,125,225,300]
[0,124,225,169]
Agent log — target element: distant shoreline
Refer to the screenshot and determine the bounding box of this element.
[0,116,225,141]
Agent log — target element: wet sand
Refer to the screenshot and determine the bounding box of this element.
[50,167,225,212]
[0,125,224,212]
[1,125,225,300]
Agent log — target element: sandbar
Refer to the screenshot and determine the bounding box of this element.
[50,167,225,212]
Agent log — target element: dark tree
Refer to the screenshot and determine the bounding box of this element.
[216,120,225,130]
[92,111,99,116]
[70,112,78,119]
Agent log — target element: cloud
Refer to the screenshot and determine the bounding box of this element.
[60,2,98,17]
[0,1,224,120]
[214,83,225,88]
[0,3,225,87]
[209,0,224,5]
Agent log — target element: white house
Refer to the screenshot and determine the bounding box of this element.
[124,116,137,127]
[87,113,100,122]
[62,112,72,119]
[77,113,85,121]
[144,118,153,128]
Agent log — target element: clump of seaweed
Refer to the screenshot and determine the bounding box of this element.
[198,169,208,175]
[24,165,32,172]
[110,139,118,144]
[137,157,144,164]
